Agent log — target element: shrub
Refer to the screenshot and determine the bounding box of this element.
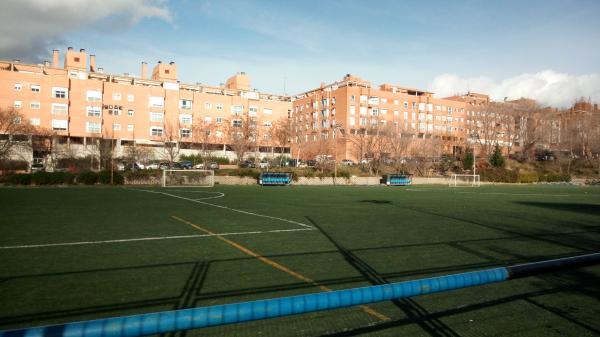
[4,173,32,185]
[539,173,571,183]
[479,168,518,183]
[123,170,162,182]
[518,172,539,183]
[98,171,124,185]
[77,171,98,185]
[0,160,29,172]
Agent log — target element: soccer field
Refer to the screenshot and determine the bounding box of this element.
[1,185,599,336]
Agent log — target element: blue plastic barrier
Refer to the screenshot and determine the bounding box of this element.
[2,253,598,337]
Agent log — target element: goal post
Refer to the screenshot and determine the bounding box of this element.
[162,169,215,187]
[449,174,481,187]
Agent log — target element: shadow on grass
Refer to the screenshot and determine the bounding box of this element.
[514,202,600,216]
[359,200,392,204]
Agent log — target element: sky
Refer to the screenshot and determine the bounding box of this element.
[1,0,599,107]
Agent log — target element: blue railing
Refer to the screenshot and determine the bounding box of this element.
[2,253,598,337]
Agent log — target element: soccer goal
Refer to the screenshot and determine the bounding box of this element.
[449,174,481,187]
[162,170,215,187]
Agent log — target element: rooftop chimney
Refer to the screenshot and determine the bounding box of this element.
[98,67,104,73]
[141,62,148,79]
[89,54,96,72]
[52,50,59,67]
[13,59,20,63]
[169,61,175,65]
[80,48,85,52]
[44,60,50,67]
[68,46,73,51]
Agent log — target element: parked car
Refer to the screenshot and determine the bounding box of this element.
[341,159,355,166]
[239,160,256,168]
[193,162,219,170]
[306,160,317,167]
[146,163,160,170]
[179,160,193,169]
[30,162,45,172]
[258,160,269,169]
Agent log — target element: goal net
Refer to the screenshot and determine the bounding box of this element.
[162,170,214,187]
[449,174,481,187]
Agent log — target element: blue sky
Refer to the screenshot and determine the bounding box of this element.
[2,0,600,105]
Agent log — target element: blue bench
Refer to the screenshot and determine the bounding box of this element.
[381,174,412,186]
[259,172,292,186]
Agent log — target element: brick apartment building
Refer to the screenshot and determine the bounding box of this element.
[0,48,292,165]
[2,47,596,166]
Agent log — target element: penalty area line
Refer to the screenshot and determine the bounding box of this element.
[128,188,314,229]
[0,228,314,250]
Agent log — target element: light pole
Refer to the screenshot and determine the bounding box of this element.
[332,124,343,185]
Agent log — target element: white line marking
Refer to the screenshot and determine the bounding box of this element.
[128,188,314,229]
[0,228,314,250]
[456,192,570,197]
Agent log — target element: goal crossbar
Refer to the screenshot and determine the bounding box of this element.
[162,169,214,187]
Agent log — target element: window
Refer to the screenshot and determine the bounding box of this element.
[403,101,408,108]
[204,102,212,109]
[127,109,134,117]
[249,106,258,116]
[150,112,164,122]
[127,124,134,132]
[180,129,191,138]
[86,122,101,133]
[216,104,224,111]
[180,99,192,110]
[179,114,192,124]
[52,103,68,115]
[86,90,102,102]
[113,123,121,131]
[30,118,40,126]
[381,98,387,103]
[350,105,356,115]
[52,87,67,99]
[127,94,134,102]
[31,85,40,92]
[360,95,367,103]
[14,100,22,108]
[351,95,356,103]
[368,97,379,105]
[149,96,164,108]
[30,102,40,109]
[86,106,101,117]
[359,107,367,115]
[51,119,68,131]
[204,117,212,123]
[108,107,121,116]
[350,117,356,126]
[394,99,399,105]
[232,119,243,127]
[216,117,223,124]
[380,109,387,115]
[263,108,272,115]
[14,83,21,91]
[112,93,122,101]
[150,127,163,137]
[404,111,408,119]
[231,105,243,115]
[263,120,272,127]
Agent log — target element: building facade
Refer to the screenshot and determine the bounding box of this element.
[0,47,292,165]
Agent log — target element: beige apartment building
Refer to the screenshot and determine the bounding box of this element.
[0,47,292,165]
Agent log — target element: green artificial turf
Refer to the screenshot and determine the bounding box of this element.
[0,184,599,336]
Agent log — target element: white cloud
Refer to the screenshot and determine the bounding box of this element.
[429,70,600,108]
[0,0,172,61]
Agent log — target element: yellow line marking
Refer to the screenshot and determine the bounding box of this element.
[171,215,390,322]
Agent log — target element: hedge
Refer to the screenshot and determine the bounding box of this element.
[479,168,518,183]
[0,171,123,185]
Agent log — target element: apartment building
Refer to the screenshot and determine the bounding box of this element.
[290,74,469,161]
[0,47,292,164]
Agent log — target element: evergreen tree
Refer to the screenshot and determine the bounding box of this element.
[463,149,474,171]
[489,144,505,167]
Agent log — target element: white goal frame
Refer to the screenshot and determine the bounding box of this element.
[162,169,215,187]
[449,174,481,187]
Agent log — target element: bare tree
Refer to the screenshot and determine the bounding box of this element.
[159,121,180,165]
[191,119,215,166]
[227,114,256,164]
[272,117,293,165]
[0,108,35,164]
